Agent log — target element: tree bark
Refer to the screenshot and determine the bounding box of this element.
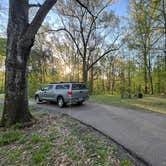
[1,0,32,126]
[82,58,88,84]
[1,0,57,126]
[143,52,148,94]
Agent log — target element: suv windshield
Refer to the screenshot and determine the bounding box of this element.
[72,84,87,90]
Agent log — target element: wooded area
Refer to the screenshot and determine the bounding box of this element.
[0,0,165,125]
[24,0,166,96]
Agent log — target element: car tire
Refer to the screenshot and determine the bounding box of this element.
[57,96,65,108]
[35,95,42,104]
[77,101,83,105]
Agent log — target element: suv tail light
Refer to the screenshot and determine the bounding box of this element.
[67,91,72,97]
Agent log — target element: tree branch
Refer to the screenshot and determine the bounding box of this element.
[87,38,123,71]
[26,0,57,38]
[44,29,83,58]
[29,3,41,8]
[74,0,94,17]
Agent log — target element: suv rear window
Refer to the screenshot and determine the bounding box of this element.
[72,84,87,90]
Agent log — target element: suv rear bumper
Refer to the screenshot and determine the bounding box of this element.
[65,96,89,104]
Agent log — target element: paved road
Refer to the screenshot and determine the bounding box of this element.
[33,101,166,166]
[1,99,166,166]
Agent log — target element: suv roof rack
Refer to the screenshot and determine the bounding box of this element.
[60,81,85,83]
[49,82,85,84]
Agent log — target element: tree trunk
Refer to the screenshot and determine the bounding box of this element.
[2,47,33,126]
[1,0,33,126]
[82,59,88,84]
[89,67,94,95]
[128,60,131,98]
[143,52,148,94]
[148,53,153,95]
[162,0,166,95]
[1,0,57,126]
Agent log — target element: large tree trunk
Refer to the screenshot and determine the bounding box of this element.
[1,0,33,126]
[2,47,33,126]
[1,0,57,126]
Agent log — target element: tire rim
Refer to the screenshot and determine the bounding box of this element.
[58,98,63,107]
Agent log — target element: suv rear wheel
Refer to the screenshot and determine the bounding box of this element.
[57,96,65,108]
[77,101,83,105]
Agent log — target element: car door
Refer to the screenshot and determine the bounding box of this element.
[43,85,54,101]
[40,86,49,100]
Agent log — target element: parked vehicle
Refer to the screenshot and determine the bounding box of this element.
[35,82,89,107]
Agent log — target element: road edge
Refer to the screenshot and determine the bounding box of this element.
[61,112,152,166]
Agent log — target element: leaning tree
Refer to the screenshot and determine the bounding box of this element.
[1,0,89,126]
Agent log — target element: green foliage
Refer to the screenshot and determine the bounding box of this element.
[32,143,51,164]
[120,160,133,166]
[8,149,21,163]
[31,134,42,143]
[0,103,3,114]
[0,38,6,57]
[32,153,44,164]
[0,130,21,146]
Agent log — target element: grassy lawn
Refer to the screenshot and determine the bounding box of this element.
[90,95,166,114]
[0,105,137,166]
[0,103,3,119]
[0,94,4,99]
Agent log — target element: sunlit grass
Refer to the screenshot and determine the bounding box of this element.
[0,103,3,114]
[0,93,4,99]
[90,95,166,114]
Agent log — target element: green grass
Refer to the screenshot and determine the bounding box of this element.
[0,93,4,99]
[90,95,166,114]
[0,130,22,146]
[31,134,42,143]
[0,111,135,166]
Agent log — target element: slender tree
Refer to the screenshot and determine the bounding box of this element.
[47,0,121,84]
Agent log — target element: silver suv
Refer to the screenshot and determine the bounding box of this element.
[35,82,89,107]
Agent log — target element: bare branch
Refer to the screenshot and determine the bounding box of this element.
[26,0,57,38]
[43,29,83,58]
[87,48,119,71]
[29,3,41,8]
[87,34,123,71]
[74,0,94,17]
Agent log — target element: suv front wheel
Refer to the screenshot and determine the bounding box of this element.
[57,96,65,108]
[35,95,42,104]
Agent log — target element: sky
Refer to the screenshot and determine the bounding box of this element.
[0,0,129,35]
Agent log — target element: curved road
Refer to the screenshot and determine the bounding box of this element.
[32,101,166,166]
[1,99,166,166]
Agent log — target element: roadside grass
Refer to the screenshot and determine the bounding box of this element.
[0,94,4,99]
[0,103,3,119]
[0,110,137,166]
[0,103,3,112]
[90,95,166,114]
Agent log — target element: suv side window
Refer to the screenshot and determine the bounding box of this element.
[47,85,53,90]
[63,85,70,89]
[72,84,87,90]
[56,85,63,89]
[56,85,70,90]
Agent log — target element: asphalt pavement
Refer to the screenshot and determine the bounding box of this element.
[33,101,166,166]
